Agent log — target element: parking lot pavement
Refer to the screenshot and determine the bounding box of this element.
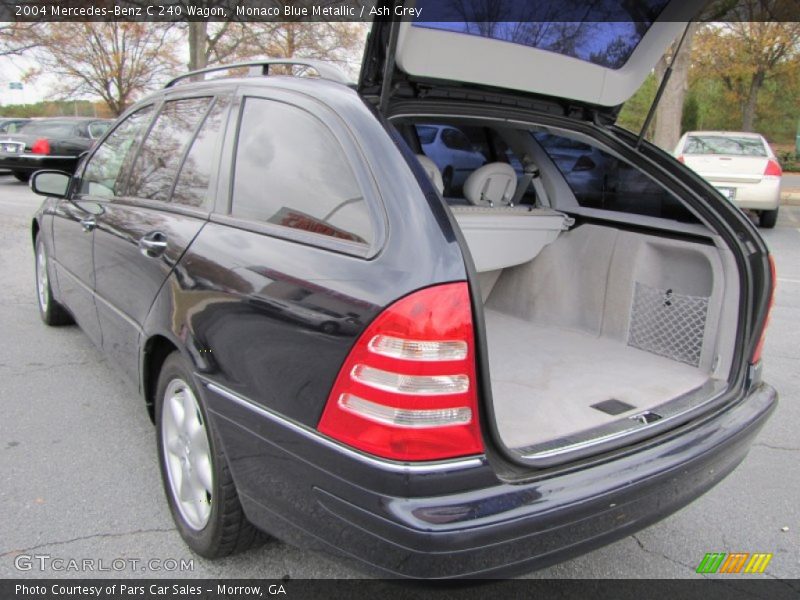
[780,173,800,193]
[0,174,798,580]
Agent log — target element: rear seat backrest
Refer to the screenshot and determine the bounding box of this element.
[415,154,444,195]
[463,162,517,207]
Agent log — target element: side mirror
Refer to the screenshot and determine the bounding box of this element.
[30,170,71,199]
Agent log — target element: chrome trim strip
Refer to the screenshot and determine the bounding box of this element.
[201,378,486,474]
[55,261,143,334]
[93,288,144,333]
[54,260,93,294]
[517,379,730,466]
[19,154,77,160]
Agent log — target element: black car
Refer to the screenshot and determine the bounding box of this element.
[29,7,777,579]
[0,116,112,182]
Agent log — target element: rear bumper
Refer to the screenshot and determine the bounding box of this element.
[704,176,781,210]
[0,154,78,174]
[203,380,777,579]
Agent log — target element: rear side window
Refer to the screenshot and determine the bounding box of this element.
[79,107,153,198]
[171,97,229,209]
[535,132,697,223]
[1,121,25,134]
[20,122,77,137]
[231,97,373,246]
[416,125,438,145]
[128,97,212,201]
[441,128,472,151]
[89,122,111,138]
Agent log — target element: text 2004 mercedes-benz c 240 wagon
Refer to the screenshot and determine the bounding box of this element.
[29,4,777,578]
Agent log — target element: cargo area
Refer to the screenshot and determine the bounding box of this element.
[467,221,739,455]
[400,114,742,461]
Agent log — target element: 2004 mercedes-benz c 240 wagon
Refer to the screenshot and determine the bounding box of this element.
[29,3,777,578]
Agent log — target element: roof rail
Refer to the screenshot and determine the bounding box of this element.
[164,59,351,89]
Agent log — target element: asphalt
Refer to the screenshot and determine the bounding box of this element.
[0,175,798,581]
[780,172,800,206]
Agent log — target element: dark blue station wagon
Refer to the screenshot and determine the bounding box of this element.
[30,6,777,578]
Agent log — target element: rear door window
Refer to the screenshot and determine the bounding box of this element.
[171,97,229,209]
[128,97,212,202]
[230,97,373,246]
[79,107,153,198]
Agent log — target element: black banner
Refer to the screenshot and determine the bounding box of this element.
[2,579,799,600]
[3,0,800,23]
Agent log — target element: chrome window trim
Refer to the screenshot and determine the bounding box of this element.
[200,377,486,475]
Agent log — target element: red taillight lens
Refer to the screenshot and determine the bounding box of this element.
[318,282,484,461]
[31,138,50,155]
[764,159,782,178]
[677,155,685,164]
[751,255,776,364]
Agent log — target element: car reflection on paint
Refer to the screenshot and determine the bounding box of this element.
[246,294,363,335]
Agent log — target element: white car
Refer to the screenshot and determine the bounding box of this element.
[674,131,782,228]
[416,124,487,195]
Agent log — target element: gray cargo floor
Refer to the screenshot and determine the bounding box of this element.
[485,309,709,449]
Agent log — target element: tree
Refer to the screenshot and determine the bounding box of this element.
[0,23,41,57]
[644,0,741,149]
[228,22,365,74]
[693,3,800,131]
[651,22,699,150]
[177,1,369,73]
[25,23,181,116]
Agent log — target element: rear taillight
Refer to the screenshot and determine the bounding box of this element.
[764,159,782,178]
[318,282,484,461]
[751,255,776,364]
[31,138,50,155]
[677,155,685,164]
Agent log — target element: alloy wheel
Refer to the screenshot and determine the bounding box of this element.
[161,379,214,530]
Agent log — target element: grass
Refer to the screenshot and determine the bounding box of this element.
[771,143,800,173]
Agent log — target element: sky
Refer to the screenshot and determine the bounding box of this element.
[0,54,52,105]
[0,24,367,109]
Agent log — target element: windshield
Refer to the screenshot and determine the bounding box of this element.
[683,135,768,157]
[19,121,78,137]
[413,0,670,69]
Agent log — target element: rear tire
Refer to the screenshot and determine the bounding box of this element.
[760,207,779,229]
[13,171,30,183]
[155,352,267,558]
[35,237,73,326]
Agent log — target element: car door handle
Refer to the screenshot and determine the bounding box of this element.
[138,231,168,257]
[80,216,96,232]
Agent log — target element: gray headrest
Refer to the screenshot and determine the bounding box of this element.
[463,162,517,206]
[416,154,444,195]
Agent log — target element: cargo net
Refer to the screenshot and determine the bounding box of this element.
[627,282,709,367]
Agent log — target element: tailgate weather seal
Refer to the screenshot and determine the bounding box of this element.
[515,379,730,467]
